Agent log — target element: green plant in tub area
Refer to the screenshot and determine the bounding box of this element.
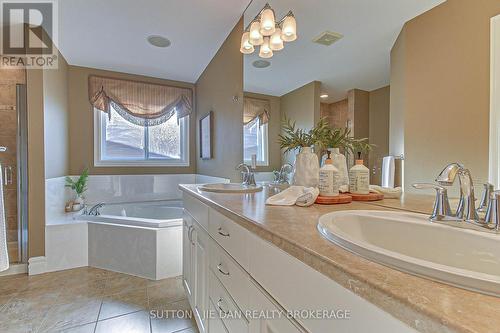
[278,117,330,153]
[65,168,89,198]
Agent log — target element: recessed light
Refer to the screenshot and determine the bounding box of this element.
[320,94,329,99]
[147,35,171,48]
[252,60,271,68]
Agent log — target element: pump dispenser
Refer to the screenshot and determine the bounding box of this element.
[319,151,340,196]
[349,152,370,194]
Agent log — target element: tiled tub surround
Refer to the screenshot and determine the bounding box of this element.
[42,174,228,277]
[179,184,500,333]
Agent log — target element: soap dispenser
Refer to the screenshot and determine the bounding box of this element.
[319,151,340,197]
[349,152,369,194]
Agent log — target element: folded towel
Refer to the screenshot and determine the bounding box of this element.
[369,185,402,199]
[0,165,9,272]
[339,184,402,199]
[266,186,319,207]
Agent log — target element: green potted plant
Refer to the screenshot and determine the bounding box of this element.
[278,117,329,187]
[65,168,89,205]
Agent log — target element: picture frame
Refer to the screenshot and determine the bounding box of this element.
[199,111,213,159]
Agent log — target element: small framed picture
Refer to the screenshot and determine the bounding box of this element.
[199,111,213,160]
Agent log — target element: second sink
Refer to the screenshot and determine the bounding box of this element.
[318,210,500,297]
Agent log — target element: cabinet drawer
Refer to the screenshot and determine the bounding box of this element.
[208,208,249,269]
[209,271,249,333]
[209,300,229,333]
[184,194,209,230]
[210,239,251,313]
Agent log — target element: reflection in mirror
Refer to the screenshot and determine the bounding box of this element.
[242,0,446,187]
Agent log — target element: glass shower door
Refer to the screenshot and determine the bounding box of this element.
[0,67,28,264]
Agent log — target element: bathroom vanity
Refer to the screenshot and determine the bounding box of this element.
[180,184,500,333]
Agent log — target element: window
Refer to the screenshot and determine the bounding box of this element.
[94,105,189,166]
[243,117,268,166]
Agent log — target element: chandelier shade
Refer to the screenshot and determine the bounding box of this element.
[241,3,297,59]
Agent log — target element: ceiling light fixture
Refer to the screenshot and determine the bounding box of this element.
[147,35,171,48]
[240,3,297,59]
[320,94,329,99]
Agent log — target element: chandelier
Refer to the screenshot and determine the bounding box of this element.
[240,3,297,59]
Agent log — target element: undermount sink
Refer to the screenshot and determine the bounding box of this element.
[198,183,263,193]
[318,210,500,296]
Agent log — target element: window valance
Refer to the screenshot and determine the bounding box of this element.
[88,75,193,126]
[243,97,270,126]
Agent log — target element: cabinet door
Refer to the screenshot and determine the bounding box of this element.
[209,298,229,333]
[182,213,195,303]
[249,286,305,333]
[193,223,210,333]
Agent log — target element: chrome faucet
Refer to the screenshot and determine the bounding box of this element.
[435,163,478,222]
[85,203,105,216]
[273,163,292,184]
[236,163,256,186]
[413,163,500,233]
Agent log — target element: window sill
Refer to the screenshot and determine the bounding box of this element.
[94,160,190,167]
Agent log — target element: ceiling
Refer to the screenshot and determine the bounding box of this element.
[58,0,250,83]
[244,0,446,102]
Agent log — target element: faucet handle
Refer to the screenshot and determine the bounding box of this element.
[412,183,452,221]
[484,190,500,230]
[477,183,494,213]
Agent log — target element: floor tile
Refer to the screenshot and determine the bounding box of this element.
[95,311,151,333]
[104,275,149,296]
[147,277,186,309]
[60,322,97,333]
[99,287,149,320]
[150,299,196,333]
[56,278,107,304]
[38,299,102,332]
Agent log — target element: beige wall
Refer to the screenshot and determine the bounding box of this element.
[280,81,321,163]
[389,32,406,159]
[390,0,500,193]
[244,92,281,172]
[196,18,243,182]
[369,86,390,185]
[44,50,69,178]
[67,65,196,175]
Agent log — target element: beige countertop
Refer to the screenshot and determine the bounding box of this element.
[179,184,500,333]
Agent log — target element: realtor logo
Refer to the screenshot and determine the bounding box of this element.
[1,0,58,68]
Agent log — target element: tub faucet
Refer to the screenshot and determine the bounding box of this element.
[274,163,292,184]
[86,203,105,216]
[236,163,256,186]
[435,163,478,222]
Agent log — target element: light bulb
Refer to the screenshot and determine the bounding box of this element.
[240,32,254,54]
[259,37,273,58]
[270,27,284,51]
[281,14,297,42]
[260,8,276,36]
[249,20,263,46]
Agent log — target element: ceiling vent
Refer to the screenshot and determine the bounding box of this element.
[312,31,343,46]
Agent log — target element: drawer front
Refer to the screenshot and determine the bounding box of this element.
[209,300,229,333]
[208,208,249,269]
[210,239,251,312]
[209,271,249,333]
[184,193,209,230]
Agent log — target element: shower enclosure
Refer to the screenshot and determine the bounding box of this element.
[0,67,28,265]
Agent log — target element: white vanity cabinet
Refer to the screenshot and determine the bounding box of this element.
[182,193,417,333]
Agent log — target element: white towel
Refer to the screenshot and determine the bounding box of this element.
[266,186,319,207]
[0,165,9,272]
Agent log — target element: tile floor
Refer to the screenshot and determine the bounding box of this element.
[0,267,198,333]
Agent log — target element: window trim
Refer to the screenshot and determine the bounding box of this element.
[93,108,190,167]
[243,120,269,167]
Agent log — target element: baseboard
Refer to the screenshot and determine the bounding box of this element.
[0,263,28,276]
[28,256,47,275]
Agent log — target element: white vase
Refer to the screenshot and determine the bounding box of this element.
[74,194,84,205]
[292,147,319,187]
[321,148,349,187]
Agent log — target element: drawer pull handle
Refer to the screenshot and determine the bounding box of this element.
[188,226,195,245]
[217,227,230,237]
[217,298,228,315]
[217,263,230,276]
